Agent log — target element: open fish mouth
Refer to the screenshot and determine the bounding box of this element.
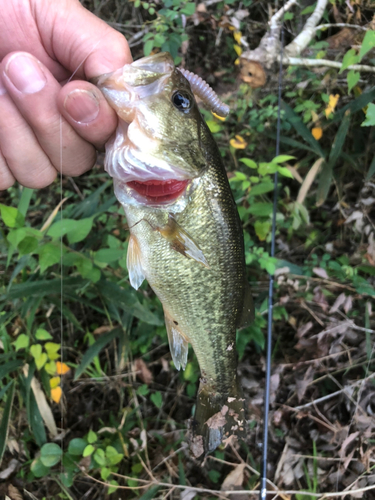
[126,179,189,203]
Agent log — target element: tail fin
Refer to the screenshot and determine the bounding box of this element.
[188,382,246,459]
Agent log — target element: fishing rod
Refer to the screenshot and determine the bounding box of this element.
[259,14,285,500]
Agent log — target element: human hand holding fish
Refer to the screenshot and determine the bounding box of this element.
[0,0,131,190]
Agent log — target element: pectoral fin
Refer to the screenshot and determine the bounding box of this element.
[237,280,254,329]
[164,309,189,371]
[158,214,209,268]
[127,235,145,290]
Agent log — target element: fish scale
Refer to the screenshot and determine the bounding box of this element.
[93,52,253,456]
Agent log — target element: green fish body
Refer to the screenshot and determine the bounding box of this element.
[93,53,253,456]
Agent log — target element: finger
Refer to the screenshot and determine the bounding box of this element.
[0,74,57,189]
[1,52,97,178]
[0,148,16,190]
[36,0,132,79]
[58,80,118,151]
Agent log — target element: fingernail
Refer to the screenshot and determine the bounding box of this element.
[64,89,100,124]
[0,76,6,96]
[5,54,47,94]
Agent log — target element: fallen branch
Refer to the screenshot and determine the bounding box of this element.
[282,56,375,73]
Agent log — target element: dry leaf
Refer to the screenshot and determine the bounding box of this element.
[190,434,204,458]
[205,405,228,429]
[7,485,22,500]
[56,361,70,375]
[134,358,153,385]
[313,267,329,279]
[221,463,246,490]
[312,127,323,140]
[329,292,347,314]
[93,325,112,335]
[51,386,62,404]
[181,489,197,500]
[0,459,19,479]
[230,135,247,149]
[25,367,57,437]
[325,94,340,117]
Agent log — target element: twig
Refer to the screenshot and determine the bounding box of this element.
[282,55,375,73]
[270,0,298,30]
[285,0,329,56]
[314,23,367,31]
[83,471,375,498]
[294,372,375,410]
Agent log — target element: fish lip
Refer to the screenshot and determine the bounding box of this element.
[125,178,191,206]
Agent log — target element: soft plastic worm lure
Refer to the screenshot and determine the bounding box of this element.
[178,68,230,118]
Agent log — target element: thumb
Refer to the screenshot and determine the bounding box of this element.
[40,0,132,79]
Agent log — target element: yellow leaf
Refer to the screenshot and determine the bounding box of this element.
[233,31,242,44]
[234,58,240,66]
[230,135,248,149]
[234,44,242,56]
[212,112,226,121]
[56,361,70,375]
[325,94,340,117]
[311,127,323,140]
[51,387,62,404]
[50,376,61,389]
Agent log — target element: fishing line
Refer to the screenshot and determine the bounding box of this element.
[259,12,285,500]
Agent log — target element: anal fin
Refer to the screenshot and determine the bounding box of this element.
[127,235,145,290]
[164,308,189,371]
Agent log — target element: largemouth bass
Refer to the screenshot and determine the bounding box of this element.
[93,53,253,457]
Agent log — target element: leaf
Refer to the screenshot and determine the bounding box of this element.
[230,135,247,149]
[40,443,62,467]
[74,328,122,380]
[94,248,124,264]
[249,181,274,196]
[13,333,29,351]
[331,86,375,124]
[18,236,38,256]
[325,94,340,117]
[83,444,95,457]
[30,345,47,370]
[297,158,324,204]
[366,154,375,181]
[340,49,359,73]
[317,109,351,206]
[144,39,154,56]
[68,438,87,456]
[35,329,53,340]
[206,120,222,133]
[221,463,246,490]
[0,360,23,380]
[247,203,273,216]
[240,158,257,169]
[47,217,93,244]
[105,446,123,465]
[30,375,58,437]
[311,127,322,140]
[55,361,70,375]
[272,155,295,164]
[0,382,15,467]
[347,70,360,94]
[50,387,62,404]
[93,448,106,466]
[30,457,50,478]
[18,187,34,217]
[361,102,375,127]
[49,377,61,389]
[254,220,271,241]
[0,204,25,228]
[281,101,325,158]
[138,485,161,500]
[277,166,294,178]
[36,243,62,273]
[359,30,375,61]
[150,391,163,408]
[87,430,97,444]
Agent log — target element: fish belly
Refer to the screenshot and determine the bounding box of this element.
[124,167,246,395]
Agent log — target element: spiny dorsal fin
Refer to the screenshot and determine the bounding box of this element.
[127,235,145,290]
[164,308,189,371]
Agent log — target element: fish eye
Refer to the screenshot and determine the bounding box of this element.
[172,91,192,111]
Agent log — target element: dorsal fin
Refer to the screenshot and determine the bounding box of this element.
[164,308,189,371]
[236,280,254,329]
[127,235,145,290]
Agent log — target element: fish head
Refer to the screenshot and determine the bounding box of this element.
[93,52,209,207]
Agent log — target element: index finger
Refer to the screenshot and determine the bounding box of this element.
[37,0,132,79]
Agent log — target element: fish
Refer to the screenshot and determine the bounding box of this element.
[92,52,254,457]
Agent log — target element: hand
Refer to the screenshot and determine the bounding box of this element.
[0,0,132,190]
